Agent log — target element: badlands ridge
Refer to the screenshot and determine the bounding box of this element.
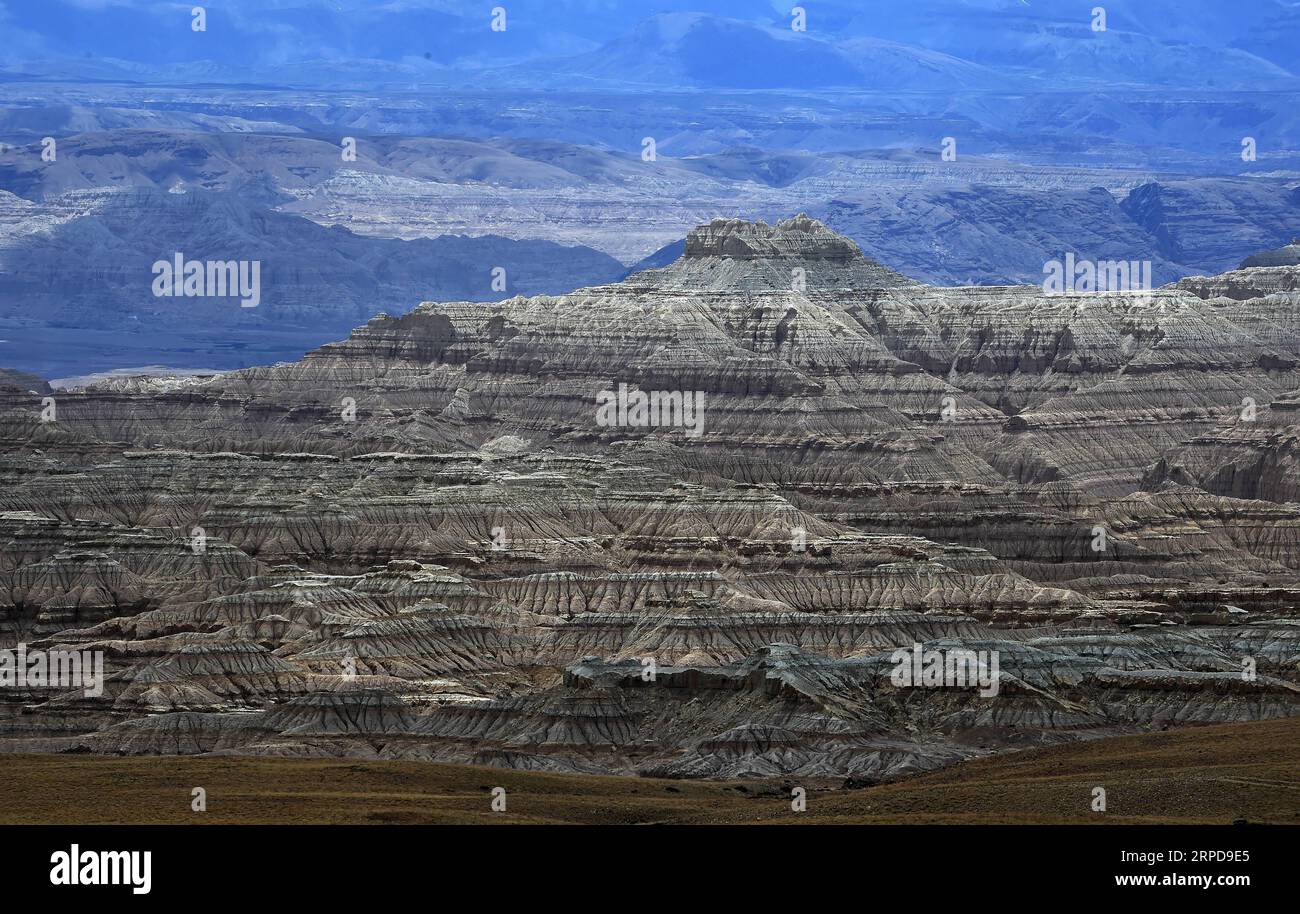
[1,215,1298,779]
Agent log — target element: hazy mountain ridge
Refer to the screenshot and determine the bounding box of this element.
[7,129,1295,276]
[0,184,626,374]
[4,126,1299,377]
[6,81,1300,176]
[5,2,1298,90]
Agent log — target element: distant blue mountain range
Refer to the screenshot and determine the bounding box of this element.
[3,1,1297,90]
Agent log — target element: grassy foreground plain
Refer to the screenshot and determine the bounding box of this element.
[1,718,1296,825]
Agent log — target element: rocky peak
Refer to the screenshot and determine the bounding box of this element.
[1240,239,1300,268]
[642,213,917,291]
[683,213,862,261]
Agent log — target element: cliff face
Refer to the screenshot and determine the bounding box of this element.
[1,215,1298,777]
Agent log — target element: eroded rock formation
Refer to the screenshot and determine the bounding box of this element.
[1,215,1297,778]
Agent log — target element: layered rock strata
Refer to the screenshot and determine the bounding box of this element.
[1,215,1297,777]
